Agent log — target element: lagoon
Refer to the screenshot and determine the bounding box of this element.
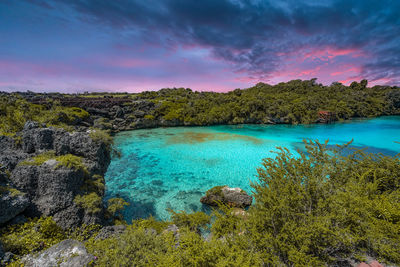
[105,116,400,221]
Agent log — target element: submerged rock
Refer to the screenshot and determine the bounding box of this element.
[21,239,95,267]
[200,186,252,208]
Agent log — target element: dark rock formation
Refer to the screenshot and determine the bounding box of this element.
[21,239,95,267]
[95,225,127,240]
[0,190,29,225]
[200,186,252,208]
[0,242,4,261]
[0,121,111,229]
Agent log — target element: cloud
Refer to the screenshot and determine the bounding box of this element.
[41,0,399,85]
[1,0,399,92]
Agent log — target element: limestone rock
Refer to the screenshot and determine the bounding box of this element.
[200,186,252,208]
[21,239,95,267]
[95,225,127,240]
[0,190,29,225]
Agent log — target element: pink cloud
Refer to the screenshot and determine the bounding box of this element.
[330,67,361,76]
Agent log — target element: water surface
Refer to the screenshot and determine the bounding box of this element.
[105,116,400,221]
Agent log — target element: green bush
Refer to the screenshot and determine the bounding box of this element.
[74,192,103,214]
[0,217,65,255]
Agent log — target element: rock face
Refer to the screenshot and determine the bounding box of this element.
[21,239,95,267]
[0,190,29,225]
[200,186,253,208]
[0,241,4,261]
[0,121,111,228]
[95,225,127,240]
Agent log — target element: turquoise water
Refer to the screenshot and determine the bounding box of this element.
[105,116,400,221]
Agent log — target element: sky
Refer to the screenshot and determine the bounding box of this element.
[0,0,399,93]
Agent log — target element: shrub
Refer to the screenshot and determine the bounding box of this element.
[106,198,130,221]
[0,217,65,255]
[74,192,103,214]
[168,210,210,232]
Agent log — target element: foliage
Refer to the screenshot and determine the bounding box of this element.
[55,154,87,171]
[0,97,89,135]
[82,174,105,196]
[0,186,24,197]
[74,192,103,214]
[19,151,57,166]
[205,185,226,197]
[105,198,130,222]
[248,140,400,265]
[131,80,400,126]
[0,217,65,255]
[168,210,210,232]
[89,129,113,148]
[20,152,87,173]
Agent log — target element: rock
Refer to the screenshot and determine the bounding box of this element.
[11,163,85,216]
[163,224,179,237]
[358,261,384,267]
[163,224,180,247]
[0,189,29,225]
[1,252,14,266]
[21,239,95,267]
[200,186,252,208]
[7,214,28,225]
[0,242,4,261]
[95,225,126,240]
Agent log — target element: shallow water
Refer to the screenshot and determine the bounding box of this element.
[105,116,400,221]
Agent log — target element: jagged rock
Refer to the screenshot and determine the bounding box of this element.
[7,214,28,225]
[11,162,85,216]
[95,225,127,240]
[0,189,29,225]
[21,239,95,267]
[5,121,111,229]
[1,252,14,266]
[0,241,4,261]
[200,186,253,208]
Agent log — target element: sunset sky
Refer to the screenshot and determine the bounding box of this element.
[0,0,399,92]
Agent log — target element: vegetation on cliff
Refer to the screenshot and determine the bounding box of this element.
[1,140,399,266]
[132,79,400,125]
[1,79,400,135]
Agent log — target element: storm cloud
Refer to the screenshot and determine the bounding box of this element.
[0,0,399,91]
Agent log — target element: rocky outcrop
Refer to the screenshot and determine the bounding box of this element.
[95,225,127,240]
[0,121,111,228]
[0,190,29,225]
[200,186,252,208]
[0,242,4,261]
[21,239,95,267]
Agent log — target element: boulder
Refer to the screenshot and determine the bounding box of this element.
[0,189,29,225]
[95,225,127,240]
[200,186,252,208]
[21,239,95,267]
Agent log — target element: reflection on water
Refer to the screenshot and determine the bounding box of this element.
[105,116,400,222]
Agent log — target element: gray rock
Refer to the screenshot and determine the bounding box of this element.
[1,252,14,266]
[95,225,127,240]
[0,241,4,260]
[21,239,95,267]
[7,214,28,225]
[0,190,29,225]
[200,186,253,208]
[11,163,85,217]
